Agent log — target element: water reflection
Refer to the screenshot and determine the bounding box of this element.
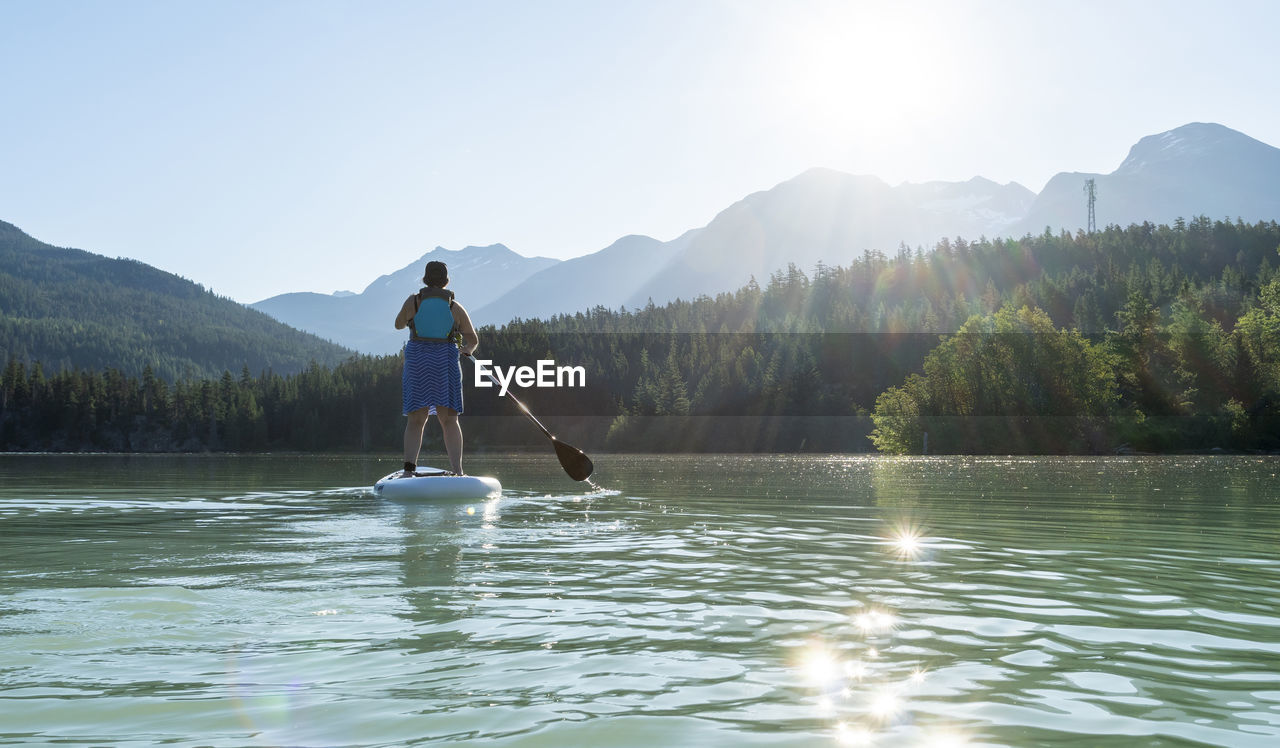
[853,608,897,635]
[2,454,1279,746]
[850,455,1280,746]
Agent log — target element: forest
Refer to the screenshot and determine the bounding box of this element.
[2,217,1278,454]
[0,220,351,380]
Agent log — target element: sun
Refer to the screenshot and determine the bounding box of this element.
[766,2,966,162]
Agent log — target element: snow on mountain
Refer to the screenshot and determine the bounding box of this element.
[251,244,558,354]
[1016,122,1280,235]
[255,123,1280,335]
[625,169,1033,308]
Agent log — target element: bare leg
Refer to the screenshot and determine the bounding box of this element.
[436,407,463,475]
[403,407,432,469]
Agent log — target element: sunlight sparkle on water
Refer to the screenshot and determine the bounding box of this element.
[799,642,844,687]
[919,727,971,747]
[853,608,896,634]
[888,524,925,559]
[836,721,877,746]
[868,688,902,722]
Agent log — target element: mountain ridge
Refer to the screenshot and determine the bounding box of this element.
[253,122,1280,338]
[251,243,559,353]
[474,231,699,325]
[9,122,1279,369]
[621,168,1035,308]
[1014,122,1280,235]
[0,220,353,380]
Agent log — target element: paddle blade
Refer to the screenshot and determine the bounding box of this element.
[553,438,594,481]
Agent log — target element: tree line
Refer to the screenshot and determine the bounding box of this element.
[0,220,351,381]
[2,217,1278,454]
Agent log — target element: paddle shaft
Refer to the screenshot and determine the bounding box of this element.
[465,354,555,439]
[462,353,594,481]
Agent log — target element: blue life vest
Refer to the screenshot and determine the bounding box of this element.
[409,287,458,342]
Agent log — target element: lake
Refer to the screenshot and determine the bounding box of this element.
[1,453,1278,746]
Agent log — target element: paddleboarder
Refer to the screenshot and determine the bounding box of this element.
[394,261,478,476]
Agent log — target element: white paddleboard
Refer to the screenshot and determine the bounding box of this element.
[373,469,502,501]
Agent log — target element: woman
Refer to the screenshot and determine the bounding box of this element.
[394,260,479,476]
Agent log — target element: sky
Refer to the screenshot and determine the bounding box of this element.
[2,0,1278,303]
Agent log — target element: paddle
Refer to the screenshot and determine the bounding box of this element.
[465,354,594,481]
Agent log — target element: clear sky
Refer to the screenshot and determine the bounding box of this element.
[2,0,1277,302]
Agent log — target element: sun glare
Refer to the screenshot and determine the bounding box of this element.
[771,2,961,150]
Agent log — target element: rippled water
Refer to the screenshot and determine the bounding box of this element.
[1,453,1279,746]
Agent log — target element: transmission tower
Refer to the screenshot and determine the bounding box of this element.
[1084,178,1097,234]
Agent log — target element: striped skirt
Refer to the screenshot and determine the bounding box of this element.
[402,340,464,415]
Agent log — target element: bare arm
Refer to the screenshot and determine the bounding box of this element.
[452,302,479,356]
[394,295,416,330]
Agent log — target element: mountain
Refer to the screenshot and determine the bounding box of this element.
[1016,122,1280,235]
[897,176,1037,240]
[250,123,1280,329]
[252,244,559,353]
[475,231,698,323]
[625,124,1280,311]
[476,171,1031,321]
[624,169,1034,308]
[0,220,352,380]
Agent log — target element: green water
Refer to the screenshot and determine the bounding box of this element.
[1,454,1278,746]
